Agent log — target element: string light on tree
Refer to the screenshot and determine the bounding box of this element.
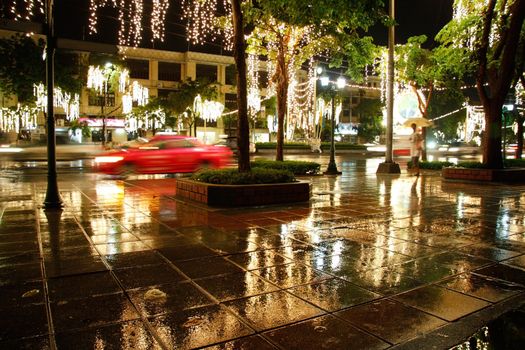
[181,0,218,45]
[0,105,39,133]
[151,0,170,42]
[9,0,44,21]
[34,83,80,121]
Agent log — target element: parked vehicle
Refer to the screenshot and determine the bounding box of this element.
[94,136,233,175]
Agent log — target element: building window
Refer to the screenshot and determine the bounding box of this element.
[126,59,149,79]
[158,62,181,82]
[196,64,218,82]
[225,93,237,111]
[88,92,115,107]
[158,89,177,98]
[225,65,236,85]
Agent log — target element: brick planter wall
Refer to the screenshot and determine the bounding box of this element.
[442,167,525,182]
[176,179,311,206]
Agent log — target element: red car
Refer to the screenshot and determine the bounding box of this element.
[94,136,233,175]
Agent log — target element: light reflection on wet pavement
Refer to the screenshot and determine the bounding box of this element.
[1,164,524,349]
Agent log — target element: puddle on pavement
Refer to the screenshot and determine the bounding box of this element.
[451,309,525,349]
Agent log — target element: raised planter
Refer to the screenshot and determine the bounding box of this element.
[442,167,525,182]
[176,178,311,207]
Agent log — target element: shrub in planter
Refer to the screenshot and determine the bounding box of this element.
[251,159,321,175]
[452,159,525,169]
[190,168,296,185]
[407,160,454,170]
[504,159,525,168]
[456,161,486,169]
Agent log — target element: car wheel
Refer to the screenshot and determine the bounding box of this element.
[118,163,136,177]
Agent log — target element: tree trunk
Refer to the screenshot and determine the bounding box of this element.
[482,102,504,168]
[275,41,288,162]
[231,0,250,172]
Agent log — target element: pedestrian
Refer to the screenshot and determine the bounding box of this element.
[409,123,423,176]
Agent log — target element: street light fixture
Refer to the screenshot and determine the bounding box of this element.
[320,75,343,175]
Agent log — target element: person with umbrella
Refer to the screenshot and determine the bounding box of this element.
[409,122,423,176]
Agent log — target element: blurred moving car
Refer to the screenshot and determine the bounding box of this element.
[94,136,233,175]
[214,136,257,154]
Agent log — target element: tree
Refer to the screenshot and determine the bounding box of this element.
[246,0,385,161]
[354,98,385,143]
[0,34,83,103]
[427,90,466,143]
[436,0,525,168]
[166,78,218,137]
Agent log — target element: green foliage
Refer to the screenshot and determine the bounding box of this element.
[407,160,454,170]
[68,119,91,139]
[0,34,45,102]
[164,78,219,135]
[396,35,437,89]
[504,159,525,168]
[428,91,466,143]
[0,35,85,102]
[456,161,487,169]
[255,142,366,150]
[354,98,385,142]
[454,159,525,169]
[190,168,296,185]
[251,159,321,175]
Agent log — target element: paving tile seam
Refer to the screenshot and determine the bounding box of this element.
[33,192,59,350]
[387,292,525,350]
[38,196,174,350]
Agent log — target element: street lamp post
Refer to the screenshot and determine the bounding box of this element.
[320,76,345,175]
[43,0,63,209]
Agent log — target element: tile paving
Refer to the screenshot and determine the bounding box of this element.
[0,170,525,349]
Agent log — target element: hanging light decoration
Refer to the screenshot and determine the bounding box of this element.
[33,83,80,121]
[9,0,44,21]
[181,0,218,45]
[151,0,170,42]
[193,95,224,122]
[247,53,261,116]
[89,0,169,47]
[0,104,39,133]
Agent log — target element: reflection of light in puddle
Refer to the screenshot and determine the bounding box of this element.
[330,254,341,270]
[95,182,125,203]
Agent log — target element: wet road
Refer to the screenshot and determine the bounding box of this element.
[1,154,524,349]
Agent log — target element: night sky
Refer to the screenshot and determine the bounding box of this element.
[49,0,454,54]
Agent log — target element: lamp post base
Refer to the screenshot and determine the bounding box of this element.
[376,162,401,174]
[324,162,342,175]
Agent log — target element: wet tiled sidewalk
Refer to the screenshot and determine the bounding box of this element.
[1,170,525,349]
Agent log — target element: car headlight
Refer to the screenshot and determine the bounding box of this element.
[94,156,124,163]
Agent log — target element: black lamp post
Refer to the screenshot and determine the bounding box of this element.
[320,76,345,175]
[43,0,63,209]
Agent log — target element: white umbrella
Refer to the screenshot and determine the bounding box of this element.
[403,117,433,128]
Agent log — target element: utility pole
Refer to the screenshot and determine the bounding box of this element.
[377,0,401,174]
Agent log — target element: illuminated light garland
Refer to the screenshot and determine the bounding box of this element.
[126,108,166,132]
[0,104,39,133]
[33,83,80,120]
[131,81,149,106]
[181,0,218,45]
[247,53,261,116]
[88,65,147,114]
[89,0,169,47]
[193,95,224,122]
[151,0,170,42]
[9,0,44,21]
[465,105,485,145]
